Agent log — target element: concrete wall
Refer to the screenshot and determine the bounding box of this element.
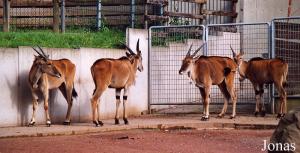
[0,29,148,127]
[238,0,300,23]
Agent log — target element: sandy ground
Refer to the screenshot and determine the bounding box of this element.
[0,129,273,153]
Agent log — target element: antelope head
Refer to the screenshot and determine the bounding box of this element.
[31,46,61,88]
[123,39,144,72]
[179,43,205,76]
[230,45,246,81]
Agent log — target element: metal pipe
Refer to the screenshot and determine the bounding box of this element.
[148,27,152,114]
[3,0,10,32]
[96,0,102,30]
[269,22,275,114]
[130,0,135,28]
[61,0,65,33]
[150,103,257,106]
[207,22,270,27]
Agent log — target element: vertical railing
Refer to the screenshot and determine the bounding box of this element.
[96,0,102,30]
[130,0,135,28]
[53,0,60,33]
[60,0,66,33]
[3,0,10,32]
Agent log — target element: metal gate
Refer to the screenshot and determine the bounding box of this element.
[206,23,272,105]
[149,25,205,106]
[272,17,300,98]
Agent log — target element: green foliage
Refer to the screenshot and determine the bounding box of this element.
[0,28,125,48]
[169,17,191,26]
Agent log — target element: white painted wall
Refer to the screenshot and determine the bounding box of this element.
[238,0,300,23]
[0,29,149,127]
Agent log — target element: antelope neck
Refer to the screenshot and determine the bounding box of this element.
[238,60,248,79]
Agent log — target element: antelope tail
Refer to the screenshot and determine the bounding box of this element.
[72,86,78,98]
[224,67,232,76]
[91,66,97,96]
[282,64,288,88]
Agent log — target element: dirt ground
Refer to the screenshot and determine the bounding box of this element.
[0,129,273,153]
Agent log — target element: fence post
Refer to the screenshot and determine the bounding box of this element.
[130,0,135,28]
[53,0,60,33]
[61,0,66,33]
[96,0,102,30]
[3,0,10,32]
[144,3,148,29]
[270,21,276,114]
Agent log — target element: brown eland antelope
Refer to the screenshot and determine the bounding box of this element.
[179,43,238,120]
[230,46,288,118]
[28,46,77,126]
[90,39,143,127]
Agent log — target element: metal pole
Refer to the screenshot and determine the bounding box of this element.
[3,0,10,32]
[271,20,276,114]
[130,0,135,28]
[96,0,102,30]
[61,0,65,33]
[144,3,148,29]
[160,4,163,25]
[204,26,209,56]
[148,27,152,114]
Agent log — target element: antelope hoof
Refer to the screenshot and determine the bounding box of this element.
[201,116,209,121]
[115,118,120,125]
[98,120,104,126]
[229,115,235,119]
[260,111,266,117]
[28,121,35,127]
[93,121,100,127]
[123,118,129,125]
[217,114,224,118]
[254,111,259,117]
[46,120,51,127]
[63,121,71,125]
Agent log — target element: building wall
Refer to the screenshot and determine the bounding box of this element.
[239,0,300,23]
[0,29,148,127]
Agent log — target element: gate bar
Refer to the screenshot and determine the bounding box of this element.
[148,25,206,112]
[271,16,300,99]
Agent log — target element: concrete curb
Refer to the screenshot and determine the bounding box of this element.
[0,121,277,139]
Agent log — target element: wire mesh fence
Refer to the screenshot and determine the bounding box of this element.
[167,0,237,26]
[206,23,271,104]
[1,0,238,32]
[149,23,271,106]
[10,0,54,31]
[65,1,98,31]
[4,0,144,32]
[272,17,300,97]
[149,25,205,105]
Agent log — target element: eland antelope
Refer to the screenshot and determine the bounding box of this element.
[179,43,238,120]
[28,46,77,126]
[90,40,143,127]
[230,46,288,118]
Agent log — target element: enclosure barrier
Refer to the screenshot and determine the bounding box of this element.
[271,16,300,98]
[148,25,205,106]
[206,22,271,106]
[1,0,238,32]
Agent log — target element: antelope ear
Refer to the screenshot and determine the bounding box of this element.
[240,50,244,56]
[129,58,134,64]
[136,39,140,52]
[125,52,131,57]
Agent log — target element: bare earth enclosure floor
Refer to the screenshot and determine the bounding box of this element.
[0,129,272,153]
